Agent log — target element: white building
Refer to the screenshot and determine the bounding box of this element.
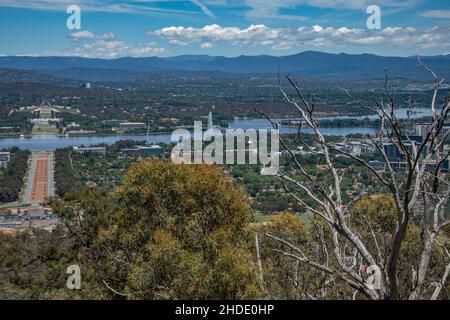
[73,146,107,154]
[66,122,80,129]
[119,122,146,131]
[30,118,62,124]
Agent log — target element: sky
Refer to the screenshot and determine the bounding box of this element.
[0,0,449,58]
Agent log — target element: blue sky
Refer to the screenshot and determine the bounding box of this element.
[0,0,449,58]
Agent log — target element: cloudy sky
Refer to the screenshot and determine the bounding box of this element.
[0,0,449,58]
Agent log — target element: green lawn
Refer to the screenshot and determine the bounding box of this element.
[39,110,52,119]
[32,123,59,135]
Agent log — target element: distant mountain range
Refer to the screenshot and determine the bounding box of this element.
[0,51,449,82]
[0,68,75,85]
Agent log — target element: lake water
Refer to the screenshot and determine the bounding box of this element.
[0,134,174,151]
[0,108,432,151]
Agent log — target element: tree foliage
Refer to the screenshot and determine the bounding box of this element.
[0,147,30,203]
[252,196,450,300]
[48,159,259,299]
[54,148,76,197]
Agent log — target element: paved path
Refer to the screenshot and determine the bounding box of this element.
[23,151,54,205]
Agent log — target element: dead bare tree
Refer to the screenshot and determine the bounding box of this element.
[261,57,450,300]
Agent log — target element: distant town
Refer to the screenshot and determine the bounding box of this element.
[2,100,448,232]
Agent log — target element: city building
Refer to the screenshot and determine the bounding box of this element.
[119,122,146,131]
[67,130,96,135]
[31,101,61,119]
[0,127,16,131]
[416,123,450,142]
[121,145,164,156]
[374,160,449,173]
[0,206,61,230]
[369,161,385,171]
[331,139,375,157]
[73,146,107,154]
[66,122,80,129]
[382,141,415,161]
[30,118,62,124]
[161,118,179,124]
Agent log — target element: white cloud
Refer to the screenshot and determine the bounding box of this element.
[200,42,213,48]
[150,23,450,51]
[68,30,165,58]
[70,30,115,40]
[151,24,283,47]
[419,10,450,19]
[70,30,96,40]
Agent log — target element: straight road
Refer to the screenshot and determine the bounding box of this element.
[23,151,54,205]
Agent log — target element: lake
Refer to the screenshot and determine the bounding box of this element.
[0,108,432,151]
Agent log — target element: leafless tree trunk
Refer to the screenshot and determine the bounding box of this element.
[261,57,450,300]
